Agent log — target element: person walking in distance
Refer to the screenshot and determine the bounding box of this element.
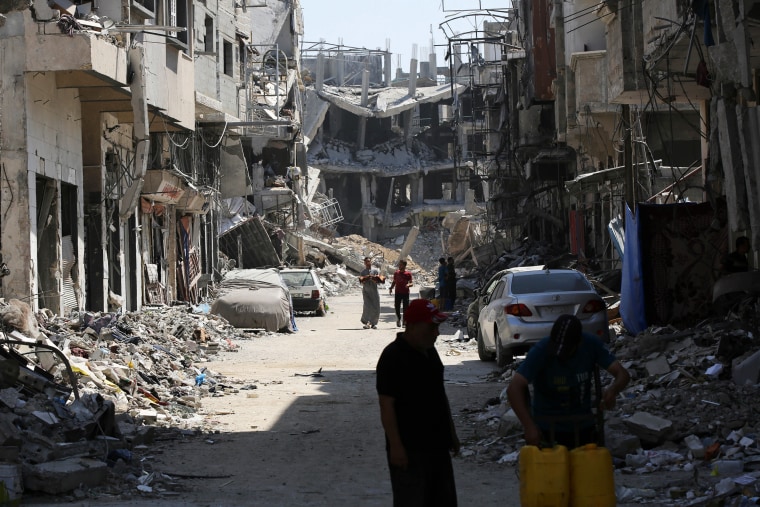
[359,256,384,329]
[445,257,457,310]
[389,259,413,327]
[377,299,460,506]
[437,257,448,309]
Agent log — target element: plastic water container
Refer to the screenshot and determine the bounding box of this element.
[569,444,616,507]
[0,463,22,505]
[519,445,570,507]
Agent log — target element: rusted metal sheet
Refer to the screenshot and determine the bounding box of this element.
[531,0,557,102]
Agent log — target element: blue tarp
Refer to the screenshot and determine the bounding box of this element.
[620,204,647,334]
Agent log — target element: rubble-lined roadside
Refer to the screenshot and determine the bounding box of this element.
[0,298,253,499]
[2,224,757,505]
[442,294,760,506]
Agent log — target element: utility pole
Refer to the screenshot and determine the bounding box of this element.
[623,104,635,209]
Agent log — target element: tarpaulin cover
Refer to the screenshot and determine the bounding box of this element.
[211,269,293,331]
[620,204,647,335]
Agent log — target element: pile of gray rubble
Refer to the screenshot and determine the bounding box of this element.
[0,298,246,499]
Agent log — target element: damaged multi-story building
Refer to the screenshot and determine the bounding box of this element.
[0,0,306,313]
[432,0,760,329]
[300,42,484,247]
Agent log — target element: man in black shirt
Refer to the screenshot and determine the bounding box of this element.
[376,299,460,507]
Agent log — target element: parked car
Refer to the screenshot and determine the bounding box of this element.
[466,266,544,342]
[476,267,609,367]
[211,268,295,332]
[279,266,327,316]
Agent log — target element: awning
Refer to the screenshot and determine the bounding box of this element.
[565,166,625,193]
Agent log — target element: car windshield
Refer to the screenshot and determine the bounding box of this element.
[280,272,315,287]
[511,272,591,294]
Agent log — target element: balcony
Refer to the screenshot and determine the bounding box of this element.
[570,51,615,115]
[25,16,128,86]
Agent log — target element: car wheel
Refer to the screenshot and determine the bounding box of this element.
[316,300,326,317]
[495,327,513,368]
[476,327,495,362]
[467,312,478,341]
[467,303,478,339]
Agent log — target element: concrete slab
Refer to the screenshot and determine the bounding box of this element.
[23,457,107,494]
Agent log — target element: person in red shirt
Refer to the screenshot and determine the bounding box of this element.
[389,259,413,327]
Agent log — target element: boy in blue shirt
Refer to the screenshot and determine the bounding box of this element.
[506,314,630,449]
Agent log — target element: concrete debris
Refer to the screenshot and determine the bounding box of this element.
[0,298,249,498]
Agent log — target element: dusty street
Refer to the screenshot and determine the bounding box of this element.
[20,288,514,506]
[20,287,706,507]
[168,289,516,506]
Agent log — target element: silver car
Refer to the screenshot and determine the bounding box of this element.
[279,267,327,316]
[476,267,609,367]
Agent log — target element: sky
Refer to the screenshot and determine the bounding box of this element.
[300,0,508,70]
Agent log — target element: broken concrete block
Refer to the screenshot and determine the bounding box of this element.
[684,434,705,459]
[21,432,58,463]
[604,429,641,459]
[732,349,760,386]
[497,409,522,438]
[645,356,671,376]
[0,413,21,447]
[23,457,107,494]
[624,412,673,445]
[31,411,59,425]
[50,0,76,15]
[138,408,158,423]
[0,389,20,410]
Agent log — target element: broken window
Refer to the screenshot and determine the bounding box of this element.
[165,0,189,47]
[204,16,214,53]
[132,0,156,20]
[223,40,233,77]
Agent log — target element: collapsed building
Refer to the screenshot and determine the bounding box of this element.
[296,42,491,269]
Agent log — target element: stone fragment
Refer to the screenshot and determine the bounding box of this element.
[624,412,673,445]
[645,356,671,376]
[732,349,760,386]
[683,434,705,459]
[604,430,641,459]
[497,409,522,438]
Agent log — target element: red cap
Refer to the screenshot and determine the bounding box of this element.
[404,299,448,325]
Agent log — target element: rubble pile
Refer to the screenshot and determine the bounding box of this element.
[0,299,248,498]
[450,302,760,506]
[329,233,432,279]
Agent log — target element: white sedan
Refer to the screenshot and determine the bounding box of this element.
[476,267,609,367]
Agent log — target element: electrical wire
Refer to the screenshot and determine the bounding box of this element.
[200,122,228,148]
